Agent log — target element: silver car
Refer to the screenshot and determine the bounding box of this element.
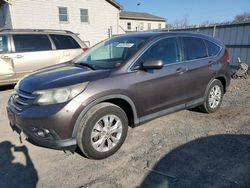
[0,29,88,86]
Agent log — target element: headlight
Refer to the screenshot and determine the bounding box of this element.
[33,82,88,105]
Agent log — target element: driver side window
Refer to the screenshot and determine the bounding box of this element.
[135,37,180,67]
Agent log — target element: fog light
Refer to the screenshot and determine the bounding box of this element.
[31,127,51,139]
[37,130,46,138]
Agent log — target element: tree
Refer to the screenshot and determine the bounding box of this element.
[199,20,215,27]
[172,15,189,28]
[234,12,250,22]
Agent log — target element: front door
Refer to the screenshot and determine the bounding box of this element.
[133,37,189,118]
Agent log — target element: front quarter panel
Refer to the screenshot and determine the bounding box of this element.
[71,71,139,137]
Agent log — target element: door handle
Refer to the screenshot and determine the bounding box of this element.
[176,67,188,75]
[1,55,11,59]
[208,60,214,64]
[63,51,70,56]
[14,55,24,59]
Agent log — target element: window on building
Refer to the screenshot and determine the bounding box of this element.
[183,37,208,61]
[50,34,80,50]
[137,37,180,65]
[158,23,162,29]
[0,35,8,53]
[58,7,68,22]
[148,23,151,30]
[13,35,52,52]
[140,22,144,30]
[127,22,131,30]
[80,9,89,23]
[205,40,221,56]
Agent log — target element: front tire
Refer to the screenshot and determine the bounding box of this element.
[198,79,224,113]
[77,102,128,159]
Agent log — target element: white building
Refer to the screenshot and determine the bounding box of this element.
[119,11,166,33]
[0,0,166,46]
[0,0,122,47]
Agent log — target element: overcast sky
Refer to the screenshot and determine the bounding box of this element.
[117,0,250,24]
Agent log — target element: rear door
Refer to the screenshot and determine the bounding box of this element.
[11,34,59,78]
[133,37,189,118]
[182,37,216,101]
[50,34,83,63]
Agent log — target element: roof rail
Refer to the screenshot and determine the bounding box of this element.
[0,29,74,34]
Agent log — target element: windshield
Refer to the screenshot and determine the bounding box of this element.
[73,36,148,70]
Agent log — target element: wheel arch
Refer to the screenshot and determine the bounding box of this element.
[214,76,227,94]
[205,75,227,96]
[72,95,138,138]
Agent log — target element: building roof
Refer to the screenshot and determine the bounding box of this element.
[0,0,123,9]
[106,0,123,10]
[120,11,166,22]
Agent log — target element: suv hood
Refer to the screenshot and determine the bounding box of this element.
[18,63,111,93]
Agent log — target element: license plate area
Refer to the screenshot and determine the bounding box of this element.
[20,131,28,143]
[7,107,29,143]
[7,108,16,126]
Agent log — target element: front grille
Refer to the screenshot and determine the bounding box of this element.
[11,90,36,111]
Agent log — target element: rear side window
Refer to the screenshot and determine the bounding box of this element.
[50,34,80,50]
[183,37,207,61]
[139,37,180,65]
[205,40,220,56]
[0,35,8,53]
[13,34,52,53]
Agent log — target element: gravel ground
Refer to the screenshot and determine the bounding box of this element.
[0,79,250,188]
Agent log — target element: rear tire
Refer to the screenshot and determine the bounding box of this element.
[77,102,128,159]
[198,79,224,113]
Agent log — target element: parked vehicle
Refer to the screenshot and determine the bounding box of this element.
[0,29,88,86]
[7,32,231,159]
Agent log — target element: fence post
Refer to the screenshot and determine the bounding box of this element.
[213,25,216,37]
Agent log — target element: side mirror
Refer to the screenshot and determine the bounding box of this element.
[141,60,164,70]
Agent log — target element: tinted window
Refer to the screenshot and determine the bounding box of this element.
[183,37,207,61]
[50,35,80,50]
[0,35,8,53]
[138,37,180,65]
[205,40,220,56]
[13,35,52,53]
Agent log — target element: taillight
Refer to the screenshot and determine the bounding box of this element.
[226,48,230,64]
[82,48,89,52]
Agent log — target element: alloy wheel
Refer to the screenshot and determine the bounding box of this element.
[91,115,123,152]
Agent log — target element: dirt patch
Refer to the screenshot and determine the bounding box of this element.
[0,79,249,188]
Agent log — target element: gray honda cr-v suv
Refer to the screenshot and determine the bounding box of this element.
[7,32,231,159]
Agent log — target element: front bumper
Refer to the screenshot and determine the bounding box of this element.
[8,119,77,151]
[6,96,84,151]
